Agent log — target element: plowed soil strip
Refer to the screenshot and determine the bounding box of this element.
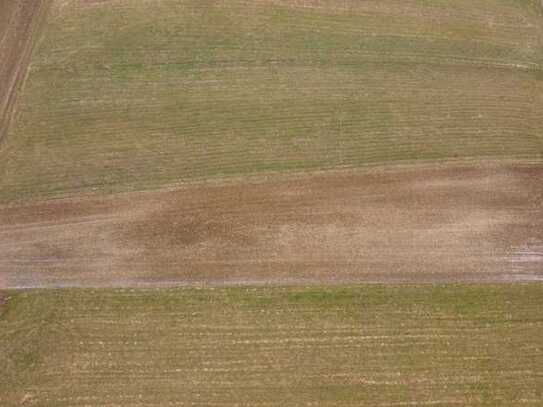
[1,162,541,288]
[0,0,49,143]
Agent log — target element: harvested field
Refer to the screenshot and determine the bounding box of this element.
[1,285,542,406]
[0,0,49,143]
[1,162,542,288]
[1,0,543,202]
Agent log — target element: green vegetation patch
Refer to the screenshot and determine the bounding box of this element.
[1,0,542,202]
[1,284,542,406]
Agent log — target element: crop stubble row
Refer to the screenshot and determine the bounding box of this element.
[1,285,542,406]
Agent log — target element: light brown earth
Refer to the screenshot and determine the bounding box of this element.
[0,0,49,143]
[1,162,541,288]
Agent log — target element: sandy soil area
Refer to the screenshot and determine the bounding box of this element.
[1,162,541,288]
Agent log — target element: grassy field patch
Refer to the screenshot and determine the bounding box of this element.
[1,284,542,406]
[1,0,542,202]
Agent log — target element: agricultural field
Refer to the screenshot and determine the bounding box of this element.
[0,0,542,202]
[1,1,543,405]
[1,285,543,406]
[1,0,542,288]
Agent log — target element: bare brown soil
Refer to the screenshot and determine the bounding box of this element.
[0,0,49,143]
[1,162,541,288]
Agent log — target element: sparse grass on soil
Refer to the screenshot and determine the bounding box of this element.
[1,0,542,202]
[1,285,542,406]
